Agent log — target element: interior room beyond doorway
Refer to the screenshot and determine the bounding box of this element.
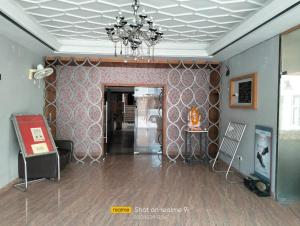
[104,86,163,155]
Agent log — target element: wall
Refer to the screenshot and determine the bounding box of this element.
[282,28,300,74]
[220,36,279,192]
[0,35,44,189]
[45,60,221,163]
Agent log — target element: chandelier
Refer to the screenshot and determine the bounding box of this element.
[105,0,163,60]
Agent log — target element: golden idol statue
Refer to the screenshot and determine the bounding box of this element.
[188,106,201,129]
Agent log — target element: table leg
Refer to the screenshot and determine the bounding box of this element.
[184,130,187,162]
[199,133,202,160]
[189,132,192,161]
[205,133,208,163]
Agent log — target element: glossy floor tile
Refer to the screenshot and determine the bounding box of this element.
[108,130,135,154]
[0,155,299,226]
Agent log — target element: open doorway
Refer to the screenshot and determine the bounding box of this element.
[104,86,163,155]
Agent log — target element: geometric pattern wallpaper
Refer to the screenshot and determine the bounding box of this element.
[44,58,220,163]
[167,62,220,161]
[56,64,103,163]
[15,0,270,43]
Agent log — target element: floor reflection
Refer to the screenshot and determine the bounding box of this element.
[150,154,162,168]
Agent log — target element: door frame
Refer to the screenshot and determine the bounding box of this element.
[102,83,167,155]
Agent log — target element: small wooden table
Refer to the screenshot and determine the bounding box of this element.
[184,128,210,165]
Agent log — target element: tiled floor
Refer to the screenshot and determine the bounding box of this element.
[108,130,135,154]
[0,155,299,226]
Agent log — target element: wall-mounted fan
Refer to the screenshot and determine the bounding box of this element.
[28,64,53,87]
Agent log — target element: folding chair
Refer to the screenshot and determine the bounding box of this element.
[212,122,246,183]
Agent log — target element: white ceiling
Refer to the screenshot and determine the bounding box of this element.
[0,0,299,59]
[13,0,269,44]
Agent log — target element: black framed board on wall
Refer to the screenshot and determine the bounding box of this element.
[229,73,257,109]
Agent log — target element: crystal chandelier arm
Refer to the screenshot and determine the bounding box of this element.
[140,29,162,47]
[132,0,139,17]
[105,0,163,58]
[140,32,152,46]
[107,32,122,43]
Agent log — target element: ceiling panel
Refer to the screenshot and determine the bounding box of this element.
[53,14,84,23]
[181,1,217,10]
[13,0,273,44]
[39,0,78,10]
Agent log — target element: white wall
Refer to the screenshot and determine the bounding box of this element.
[220,36,279,192]
[0,34,44,189]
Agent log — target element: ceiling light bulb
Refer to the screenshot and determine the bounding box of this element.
[37,64,44,70]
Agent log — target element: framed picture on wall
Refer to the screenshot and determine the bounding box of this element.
[229,73,257,109]
[254,125,272,182]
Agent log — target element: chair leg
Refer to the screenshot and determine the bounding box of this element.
[56,152,60,182]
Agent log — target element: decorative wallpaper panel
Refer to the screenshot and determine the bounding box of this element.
[44,59,220,163]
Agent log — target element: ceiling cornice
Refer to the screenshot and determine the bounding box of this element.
[57,39,211,58]
[45,56,219,66]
